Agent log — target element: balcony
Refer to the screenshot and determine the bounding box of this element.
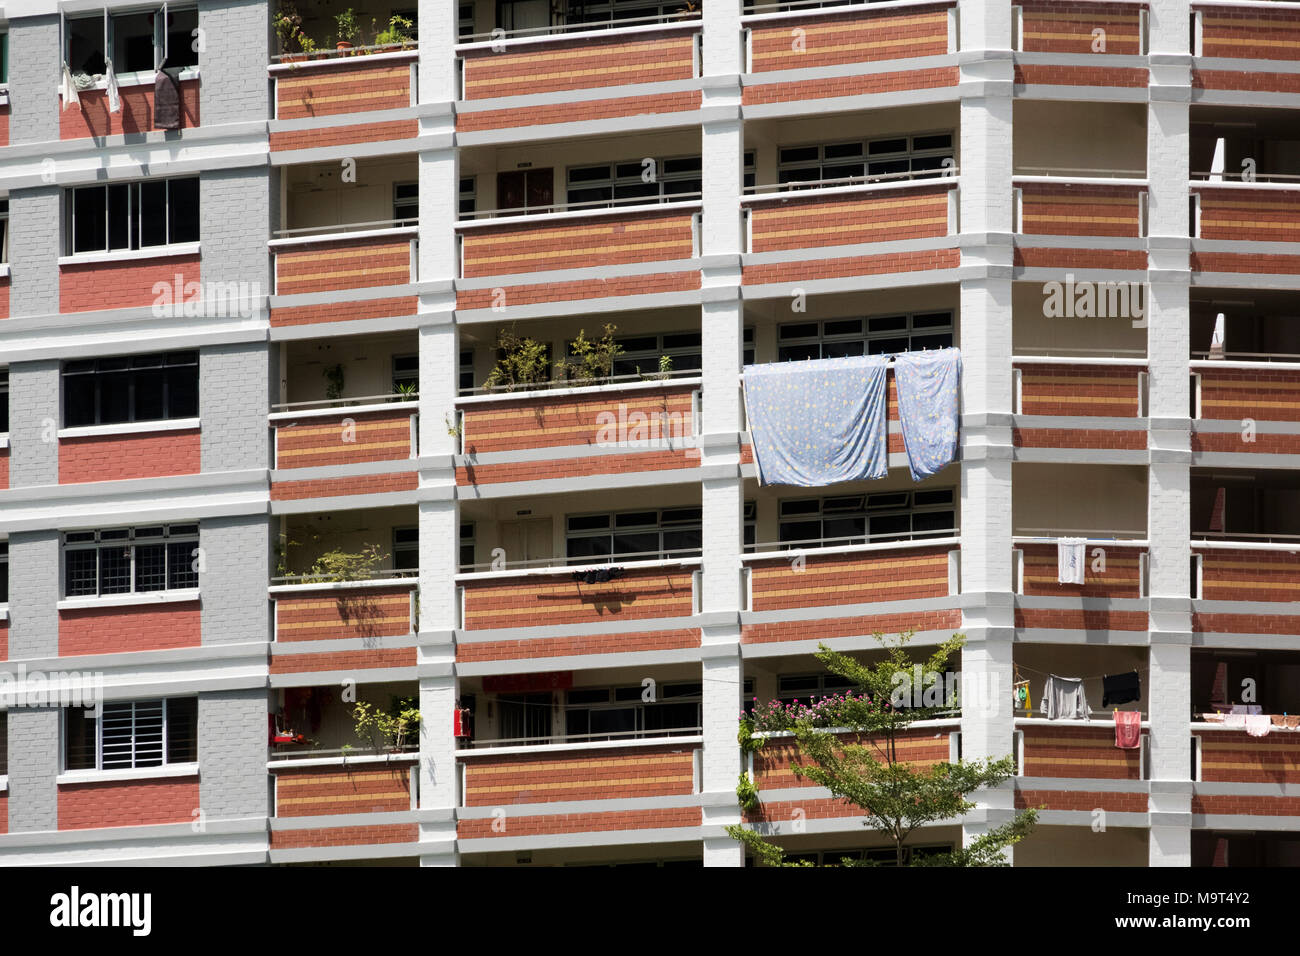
[456,14,701,135]
[742,0,958,107]
[1193,2,1300,95]
[270,49,417,152]
[456,736,702,846]
[1017,720,1147,786]
[271,576,418,680]
[1012,0,1148,89]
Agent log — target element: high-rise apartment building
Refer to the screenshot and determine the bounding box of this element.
[0,0,1296,867]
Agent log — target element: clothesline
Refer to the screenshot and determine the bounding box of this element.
[1015,663,1148,683]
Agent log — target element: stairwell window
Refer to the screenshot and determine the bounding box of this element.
[778,489,956,549]
[566,507,702,563]
[66,176,200,256]
[63,524,199,599]
[64,697,198,772]
[0,541,8,604]
[63,350,198,428]
[777,312,954,361]
[777,133,954,188]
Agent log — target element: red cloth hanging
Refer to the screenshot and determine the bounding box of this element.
[1114,710,1141,749]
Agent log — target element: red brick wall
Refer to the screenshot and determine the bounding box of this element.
[458,806,700,839]
[748,183,952,253]
[457,271,700,310]
[1196,187,1300,243]
[1197,730,1300,784]
[457,91,701,133]
[754,729,949,790]
[744,247,961,285]
[60,254,199,314]
[274,764,413,817]
[742,608,963,645]
[59,429,200,484]
[269,647,416,675]
[1016,363,1143,417]
[462,566,695,630]
[275,236,412,295]
[1020,2,1144,54]
[1198,6,1300,61]
[456,627,701,664]
[749,4,951,72]
[58,778,200,830]
[748,546,952,613]
[1015,63,1148,86]
[462,385,695,455]
[1015,247,1148,270]
[1198,366,1300,422]
[1016,788,1146,812]
[456,448,700,485]
[1193,612,1300,635]
[0,449,8,490]
[270,295,418,328]
[0,107,9,147]
[1020,544,1144,598]
[742,66,958,105]
[1193,69,1300,95]
[275,586,413,643]
[1019,183,1144,238]
[0,621,9,661]
[0,277,10,319]
[270,119,419,151]
[1013,427,1147,450]
[59,602,201,656]
[1021,725,1143,779]
[1015,607,1148,630]
[276,58,413,120]
[462,744,696,807]
[461,208,695,279]
[269,470,418,501]
[271,822,418,848]
[0,795,7,833]
[1199,548,1300,603]
[463,30,696,99]
[275,410,414,469]
[60,80,199,139]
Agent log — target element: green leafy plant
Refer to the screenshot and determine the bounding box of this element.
[276,526,389,583]
[335,8,362,45]
[274,1,317,55]
[323,363,346,400]
[352,696,421,753]
[736,772,759,812]
[557,324,623,384]
[727,631,1039,867]
[374,14,415,47]
[738,716,765,756]
[444,412,462,438]
[393,381,418,400]
[483,326,552,392]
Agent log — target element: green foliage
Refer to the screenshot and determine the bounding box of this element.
[730,631,1038,866]
[335,7,361,43]
[352,696,421,753]
[657,353,674,379]
[557,324,623,384]
[276,525,389,583]
[738,716,765,756]
[392,381,418,399]
[735,772,759,812]
[374,14,415,47]
[274,1,316,54]
[483,326,552,392]
[323,363,346,400]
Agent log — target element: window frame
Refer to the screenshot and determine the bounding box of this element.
[62,523,200,600]
[777,311,955,362]
[63,4,199,79]
[66,176,200,257]
[0,540,8,605]
[565,507,702,564]
[61,350,199,429]
[776,131,955,189]
[63,696,198,773]
[777,489,957,549]
[0,366,8,434]
[565,152,754,210]
[563,681,703,741]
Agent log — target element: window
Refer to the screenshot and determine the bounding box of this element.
[63,523,199,598]
[458,3,474,38]
[567,152,754,209]
[459,176,477,216]
[64,697,197,772]
[392,354,418,396]
[612,331,700,378]
[744,326,755,365]
[66,7,198,76]
[67,177,200,255]
[0,712,6,776]
[1,32,8,85]
[778,489,956,548]
[458,348,475,392]
[0,198,8,264]
[0,367,8,433]
[744,500,756,553]
[393,182,418,225]
[777,133,954,188]
[564,682,701,741]
[567,507,702,563]
[778,672,857,705]
[393,527,418,574]
[63,351,198,428]
[459,522,475,571]
[564,0,692,25]
[778,312,954,361]
[0,540,8,604]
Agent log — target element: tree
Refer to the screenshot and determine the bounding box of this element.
[727,631,1038,866]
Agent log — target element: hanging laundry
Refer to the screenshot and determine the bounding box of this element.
[1102,671,1141,708]
[154,61,184,130]
[893,347,961,481]
[1245,714,1271,738]
[1057,537,1086,585]
[743,354,888,487]
[1208,486,1226,533]
[61,62,81,111]
[1223,713,1246,729]
[105,57,121,114]
[1040,674,1090,720]
[1114,710,1141,749]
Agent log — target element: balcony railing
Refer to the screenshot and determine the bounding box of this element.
[1016,718,1147,780]
[1192,540,1300,603]
[271,576,418,643]
[1193,1,1300,62]
[461,725,702,749]
[271,225,418,296]
[744,0,955,72]
[1192,359,1300,423]
[270,47,418,122]
[1193,721,1300,786]
[1013,356,1148,418]
[271,400,418,470]
[1014,176,1148,238]
[1192,182,1300,243]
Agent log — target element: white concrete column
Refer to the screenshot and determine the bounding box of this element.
[418,0,459,105]
[702,647,744,866]
[702,0,743,77]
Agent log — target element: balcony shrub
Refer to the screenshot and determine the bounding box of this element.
[352,696,421,753]
[483,326,552,392]
[557,324,623,384]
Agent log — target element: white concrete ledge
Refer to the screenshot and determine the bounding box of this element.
[269,401,417,422]
[57,242,201,267]
[457,734,703,759]
[57,589,201,611]
[269,225,417,248]
[456,200,701,230]
[456,377,701,406]
[56,762,200,786]
[57,417,201,440]
[456,555,700,583]
[269,577,416,596]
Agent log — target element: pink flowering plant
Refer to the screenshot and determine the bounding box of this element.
[747,691,891,733]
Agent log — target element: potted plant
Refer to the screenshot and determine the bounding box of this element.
[352,697,421,754]
[275,0,318,61]
[335,7,361,52]
[374,14,415,50]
